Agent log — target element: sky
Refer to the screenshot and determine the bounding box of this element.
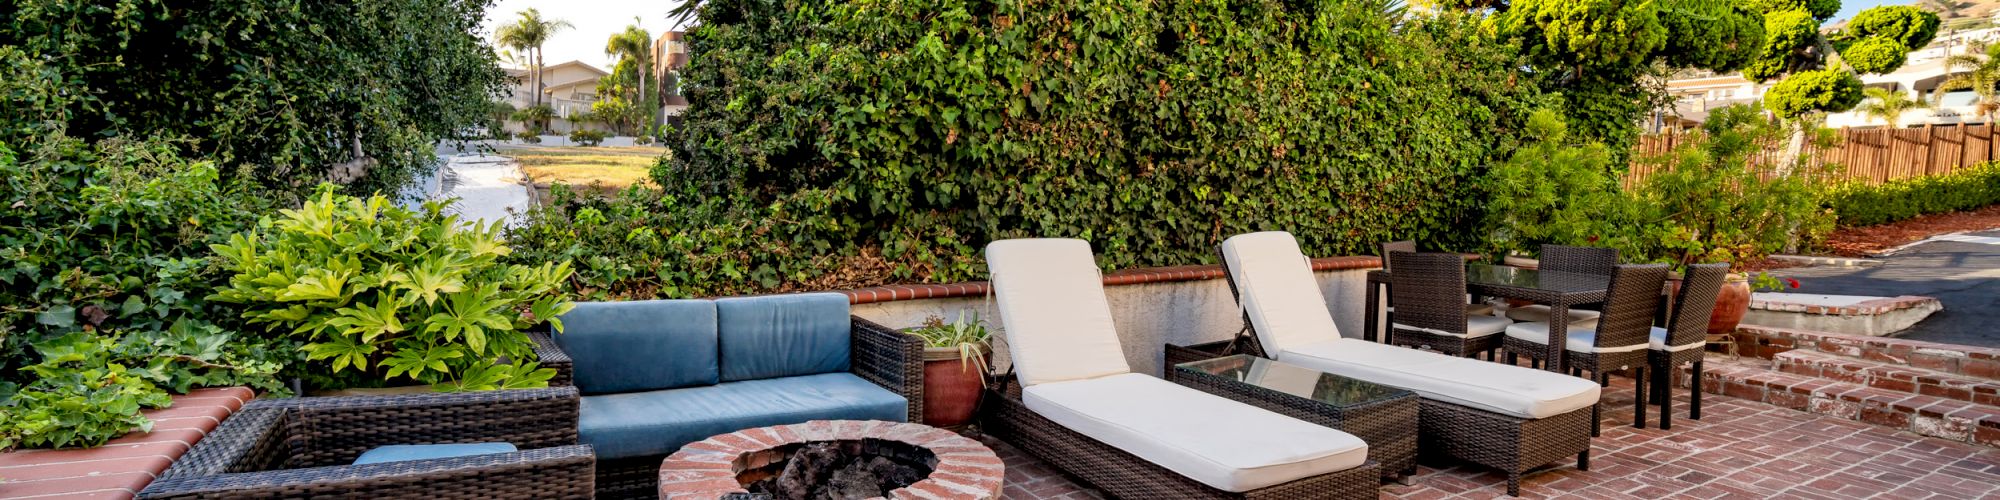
[1836,0,1910,21]
[482,0,691,72]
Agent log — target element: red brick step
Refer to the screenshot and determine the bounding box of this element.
[1732,326,2000,381]
[1677,360,2000,448]
[1775,349,2000,406]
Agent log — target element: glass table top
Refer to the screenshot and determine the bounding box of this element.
[1464,263,1610,294]
[1174,355,1412,407]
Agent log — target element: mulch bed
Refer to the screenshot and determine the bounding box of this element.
[1820,204,2000,257]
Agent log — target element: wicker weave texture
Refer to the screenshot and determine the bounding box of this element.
[1539,245,1619,277]
[1650,263,1731,429]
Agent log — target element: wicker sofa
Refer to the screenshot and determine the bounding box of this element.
[983,238,1381,499]
[138,387,592,499]
[532,293,922,499]
[1169,231,1601,496]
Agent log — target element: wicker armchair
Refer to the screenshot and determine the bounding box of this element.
[1503,263,1669,433]
[1649,263,1730,430]
[139,387,592,499]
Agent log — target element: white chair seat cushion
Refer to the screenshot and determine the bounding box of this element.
[1279,339,1601,419]
[1388,304,1498,316]
[1505,304,1601,327]
[1022,373,1369,492]
[1504,322,1646,354]
[1392,315,1512,338]
[1649,327,1706,352]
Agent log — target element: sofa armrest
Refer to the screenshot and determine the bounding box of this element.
[141,445,595,499]
[528,329,575,388]
[239,386,581,468]
[850,315,924,423]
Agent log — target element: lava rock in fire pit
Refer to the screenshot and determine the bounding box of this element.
[745,442,930,500]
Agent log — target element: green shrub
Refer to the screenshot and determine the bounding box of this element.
[516,131,544,144]
[530,2,1541,298]
[210,189,575,391]
[1609,105,1837,265]
[569,129,607,147]
[1764,69,1864,117]
[1845,5,1942,49]
[1841,37,1910,75]
[1827,162,2000,227]
[0,333,172,450]
[1480,110,1624,256]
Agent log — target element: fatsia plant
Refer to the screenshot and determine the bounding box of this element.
[209,188,575,391]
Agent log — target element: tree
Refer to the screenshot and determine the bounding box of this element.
[1746,4,1939,169]
[605,20,656,128]
[1856,87,1931,127]
[496,8,573,108]
[1936,42,2000,123]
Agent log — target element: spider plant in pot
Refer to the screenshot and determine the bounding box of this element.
[905,311,991,428]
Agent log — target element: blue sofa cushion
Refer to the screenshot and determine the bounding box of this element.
[556,299,719,394]
[715,293,852,382]
[578,372,907,460]
[352,442,518,465]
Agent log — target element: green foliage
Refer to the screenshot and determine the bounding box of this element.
[1753,0,1841,19]
[1846,5,1943,49]
[1660,1,1767,72]
[1494,0,1668,75]
[1764,69,1864,117]
[1856,87,1931,127]
[209,189,575,390]
[1479,110,1623,256]
[1841,36,1912,74]
[1745,9,1822,82]
[513,105,556,135]
[569,129,608,147]
[1614,106,1836,265]
[510,2,1543,298]
[905,311,991,379]
[0,0,508,194]
[1827,162,2000,226]
[0,333,171,450]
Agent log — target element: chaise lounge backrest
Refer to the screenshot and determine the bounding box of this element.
[985,238,1132,387]
[554,293,855,394]
[1220,231,1344,355]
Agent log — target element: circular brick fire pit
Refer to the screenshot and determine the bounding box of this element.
[659,420,1003,499]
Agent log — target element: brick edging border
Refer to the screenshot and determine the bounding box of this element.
[839,255,1384,305]
[1748,295,1940,316]
[0,387,255,499]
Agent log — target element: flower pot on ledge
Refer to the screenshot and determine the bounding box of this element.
[1707,273,1753,334]
[921,345,988,428]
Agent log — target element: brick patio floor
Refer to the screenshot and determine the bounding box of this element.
[977,375,2000,499]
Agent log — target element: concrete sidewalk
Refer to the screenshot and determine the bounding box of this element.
[1771,230,2000,347]
[428,151,533,228]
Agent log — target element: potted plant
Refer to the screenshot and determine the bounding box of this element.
[904,311,990,428]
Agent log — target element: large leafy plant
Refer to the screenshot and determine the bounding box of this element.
[211,189,576,391]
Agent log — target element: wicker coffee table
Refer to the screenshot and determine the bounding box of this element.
[1168,354,1419,483]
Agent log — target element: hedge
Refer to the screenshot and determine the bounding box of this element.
[1826,162,2000,227]
[517,1,1548,299]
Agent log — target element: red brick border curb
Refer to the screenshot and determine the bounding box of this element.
[0,387,254,499]
[839,255,1385,305]
[659,420,1003,500]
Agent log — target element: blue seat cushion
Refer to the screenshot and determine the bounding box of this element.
[352,442,518,465]
[579,372,907,459]
[556,299,719,394]
[715,293,851,382]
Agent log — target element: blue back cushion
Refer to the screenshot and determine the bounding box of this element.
[555,299,719,394]
[715,293,852,382]
[353,443,518,465]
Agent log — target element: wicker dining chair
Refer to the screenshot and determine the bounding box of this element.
[1382,241,1494,319]
[1386,251,1513,358]
[1502,263,1669,433]
[1507,245,1620,326]
[1648,263,1730,430]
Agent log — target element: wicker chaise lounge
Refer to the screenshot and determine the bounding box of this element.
[982,238,1381,499]
[1172,231,1600,496]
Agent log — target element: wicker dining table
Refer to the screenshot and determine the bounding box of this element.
[1363,263,1610,373]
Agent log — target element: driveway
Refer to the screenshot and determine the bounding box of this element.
[1770,230,2000,347]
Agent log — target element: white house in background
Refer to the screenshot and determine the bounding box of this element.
[502,60,611,134]
[1661,22,2000,130]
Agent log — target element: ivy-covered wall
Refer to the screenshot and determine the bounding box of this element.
[549,0,1544,298]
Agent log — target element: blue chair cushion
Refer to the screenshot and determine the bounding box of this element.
[715,293,851,382]
[352,442,518,465]
[578,372,907,459]
[556,299,719,394]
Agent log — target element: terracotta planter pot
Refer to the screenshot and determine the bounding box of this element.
[1706,273,1753,334]
[921,346,988,428]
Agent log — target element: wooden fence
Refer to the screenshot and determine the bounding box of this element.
[1628,123,2000,185]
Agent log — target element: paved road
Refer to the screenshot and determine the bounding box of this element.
[1770,230,2000,347]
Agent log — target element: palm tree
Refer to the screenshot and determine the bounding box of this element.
[1937,42,2000,124]
[496,8,572,108]
[606,19,654,121]
[1857,88,1931,128]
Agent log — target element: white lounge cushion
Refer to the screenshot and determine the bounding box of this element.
[1505,304,1601,328]
[1221,232,1345,354]
[1504,322,1647,354]
[1649,327,1706,352]
[1023,373,1369,492]
[1279,338,1600,419]
[986,239,1132,387]
[1392,315,1512,338]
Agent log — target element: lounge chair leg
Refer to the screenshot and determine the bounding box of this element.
[1507,352,1518,365]
[1577,449,1590,471]
[1691,360,1704,420]
[1598,371,1610,387]
[1507,472,1522,497]
[1633,366,1648,429]
[1591,402,1601,437]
